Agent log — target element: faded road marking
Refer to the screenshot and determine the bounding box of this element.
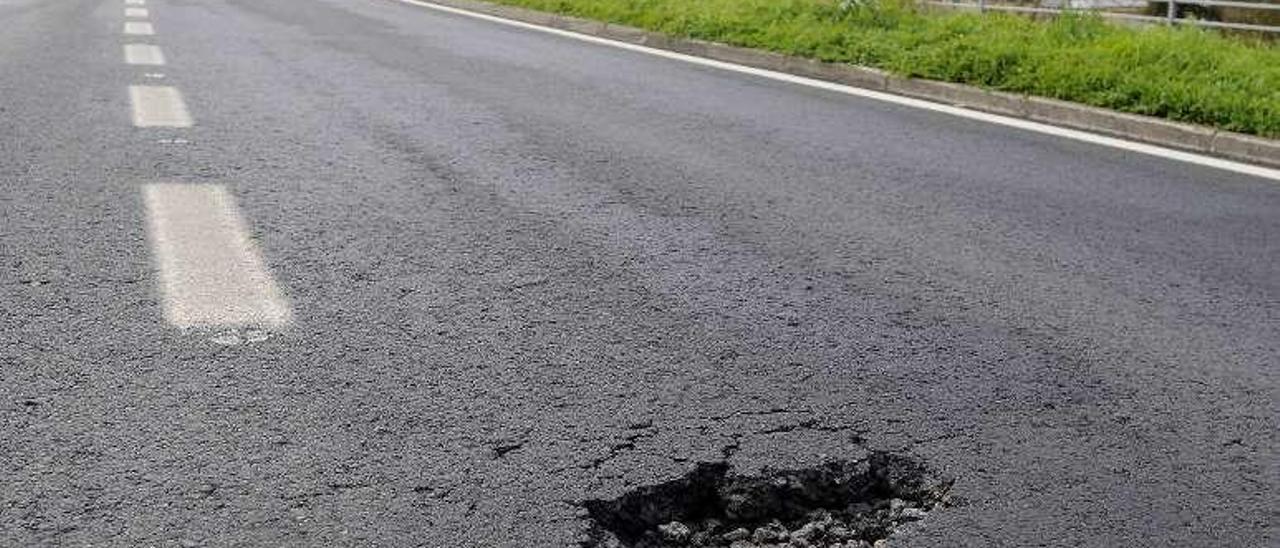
[129,85,192,127]
[124,44,165,66]
[143,184,293,329]
[123,21,153,35]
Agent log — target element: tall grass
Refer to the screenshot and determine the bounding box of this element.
[487,0,1280,137]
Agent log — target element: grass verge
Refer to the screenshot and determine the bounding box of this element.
[479,0,1280,138]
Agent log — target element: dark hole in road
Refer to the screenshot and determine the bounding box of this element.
[579,452,951,548]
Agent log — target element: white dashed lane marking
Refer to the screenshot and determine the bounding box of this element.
[129,85,192,127]
[126,0,145,5]
[121,0,287,331]
[143,184,293,329]
[123,21,153,35]
[124,44,165,66]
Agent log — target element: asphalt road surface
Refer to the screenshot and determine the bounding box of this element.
[1,0,1277,546]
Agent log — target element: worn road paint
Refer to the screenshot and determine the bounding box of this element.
[129,85,192,128]
[123,21,153,35]
[143,184,293,329]
[393,0,1280,182]
[124,44,165,66]
[125,7,148,17]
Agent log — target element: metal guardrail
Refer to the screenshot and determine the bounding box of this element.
[925,0,1280,33]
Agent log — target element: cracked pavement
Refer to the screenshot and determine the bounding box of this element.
[1,0,1277,546]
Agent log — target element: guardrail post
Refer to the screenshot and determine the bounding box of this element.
[1167,0,1176,24]
[978,0,985,13]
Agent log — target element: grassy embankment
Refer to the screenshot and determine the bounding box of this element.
[485,0,1280,138]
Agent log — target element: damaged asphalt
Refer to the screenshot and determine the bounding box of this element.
[579,455,953,547]
[1,0,1277,546]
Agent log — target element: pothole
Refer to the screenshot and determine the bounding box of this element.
[579,452,952,548]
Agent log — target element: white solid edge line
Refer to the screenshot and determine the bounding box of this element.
[392,0,1280,183]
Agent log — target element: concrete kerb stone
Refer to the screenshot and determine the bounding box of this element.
[1212,132,1280,168]
[597,24,649,45]
[887,77,1024,117]
[557,17,606,36]
[702,40,791,72]
[485,2,553,25]
[418,0,1280,169]
[789,58,889,91]
[1023,97,1218,153]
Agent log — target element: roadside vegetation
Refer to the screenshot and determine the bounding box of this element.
[487,0,1280,137]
